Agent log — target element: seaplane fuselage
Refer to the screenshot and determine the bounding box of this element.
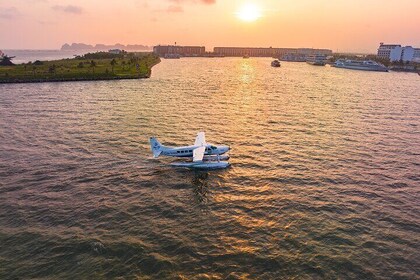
[150,134,229,159]
[160,144,229,158]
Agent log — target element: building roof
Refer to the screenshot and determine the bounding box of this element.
[379,43,401,47]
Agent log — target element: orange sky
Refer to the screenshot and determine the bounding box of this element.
[1,0,419,53]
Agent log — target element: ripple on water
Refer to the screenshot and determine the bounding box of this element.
[0,58,419,279]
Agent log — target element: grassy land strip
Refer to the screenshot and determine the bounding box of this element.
[0,52,161,83]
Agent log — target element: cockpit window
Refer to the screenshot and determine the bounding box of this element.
[211,146,217,150]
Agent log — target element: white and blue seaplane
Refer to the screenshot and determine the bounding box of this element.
[150,132,231,169]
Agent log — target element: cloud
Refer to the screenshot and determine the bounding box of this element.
[148,0,215,14]
[163,0,215,13]
[52,5,82,14]
[167,5,184,13]
[0,7,20,19]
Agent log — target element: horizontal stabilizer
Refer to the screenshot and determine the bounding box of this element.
[153,149,162,158]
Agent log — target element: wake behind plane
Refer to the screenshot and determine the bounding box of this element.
[150,132,231,169]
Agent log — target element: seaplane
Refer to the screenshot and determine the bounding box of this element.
[150,132,231,169]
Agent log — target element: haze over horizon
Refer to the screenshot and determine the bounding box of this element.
[1,0,419,53]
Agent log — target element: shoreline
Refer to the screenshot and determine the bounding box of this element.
[0,74,151,84]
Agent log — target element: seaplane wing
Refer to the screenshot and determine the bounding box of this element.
[194,132,206,147]
[193,146,206,162]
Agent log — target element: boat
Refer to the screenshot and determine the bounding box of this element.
[306,54,327,66]
[332,59,388,72]
[271,60,281,67]
[280,54,306,62]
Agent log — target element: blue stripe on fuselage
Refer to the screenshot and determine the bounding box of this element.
[162,146,225,157]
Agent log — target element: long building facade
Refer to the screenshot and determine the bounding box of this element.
[153,44,332,58]
[377,43,420,62]
[213,47,332,58]
[153,45,206,57]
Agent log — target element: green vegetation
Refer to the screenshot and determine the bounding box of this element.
[0,52,160,83]
[0,55,16,66]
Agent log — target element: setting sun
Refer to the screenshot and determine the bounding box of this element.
[236,3,262,22]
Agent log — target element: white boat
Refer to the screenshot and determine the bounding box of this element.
[332,59,388,72]
[280,54,306,62]
[271,60,281,67]
[306,54,326,66]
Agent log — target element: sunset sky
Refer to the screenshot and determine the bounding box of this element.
[1,0,419,53]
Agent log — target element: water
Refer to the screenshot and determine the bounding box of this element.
[2,50,89,64]
[2,50,153,64]
[1,58,419,279]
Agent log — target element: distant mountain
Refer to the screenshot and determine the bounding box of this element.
[61,43,152,51]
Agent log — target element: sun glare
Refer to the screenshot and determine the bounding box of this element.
[236,3,262,22]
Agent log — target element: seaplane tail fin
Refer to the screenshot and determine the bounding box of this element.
[150,137,163,158]
[193,146,206,162]
[194,132,206,147]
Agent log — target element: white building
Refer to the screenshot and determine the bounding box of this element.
[377,43,401,61]
[377,43,420,62]
[401,46,414,62]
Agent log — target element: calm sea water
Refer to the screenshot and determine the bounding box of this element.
[2,50,88,64]
[0,58,419,279]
